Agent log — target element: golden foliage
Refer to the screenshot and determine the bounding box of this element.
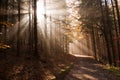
[0,21,14,27]
[0,43,11,49]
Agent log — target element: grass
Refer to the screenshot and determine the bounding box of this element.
[55,63,74,80]
[103,65,120,78]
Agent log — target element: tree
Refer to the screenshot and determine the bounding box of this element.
[33,0,38,56]
[77,0,119,66]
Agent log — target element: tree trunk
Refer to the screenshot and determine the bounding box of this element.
[91,25,97,59]
[17,0,21,56]
[114,0,120,63]
[33,0,38,56]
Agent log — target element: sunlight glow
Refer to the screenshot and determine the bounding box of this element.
[83,74,97,80]
[37,0,45,19]
[37,0,45,17]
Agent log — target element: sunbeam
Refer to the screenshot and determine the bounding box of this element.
[37,0,45,21]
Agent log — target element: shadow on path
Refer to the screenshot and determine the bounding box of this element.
[64,55,119,80]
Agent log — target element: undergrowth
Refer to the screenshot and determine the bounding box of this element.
[103,65,120,78]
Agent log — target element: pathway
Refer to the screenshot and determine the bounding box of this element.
[64,55,119,80]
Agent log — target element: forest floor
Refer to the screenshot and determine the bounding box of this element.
[0,48,120,80]
[64,54,120,80]
[0,48,75,80]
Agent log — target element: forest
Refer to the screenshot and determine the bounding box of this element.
[0,0,120,80]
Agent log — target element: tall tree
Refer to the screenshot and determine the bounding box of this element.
[17,0,21,56]
[33,0,38,56]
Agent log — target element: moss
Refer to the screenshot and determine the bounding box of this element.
[55,63,73,80]
[104,65,120,77]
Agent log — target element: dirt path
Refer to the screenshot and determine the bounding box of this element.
[64,55,120,80]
